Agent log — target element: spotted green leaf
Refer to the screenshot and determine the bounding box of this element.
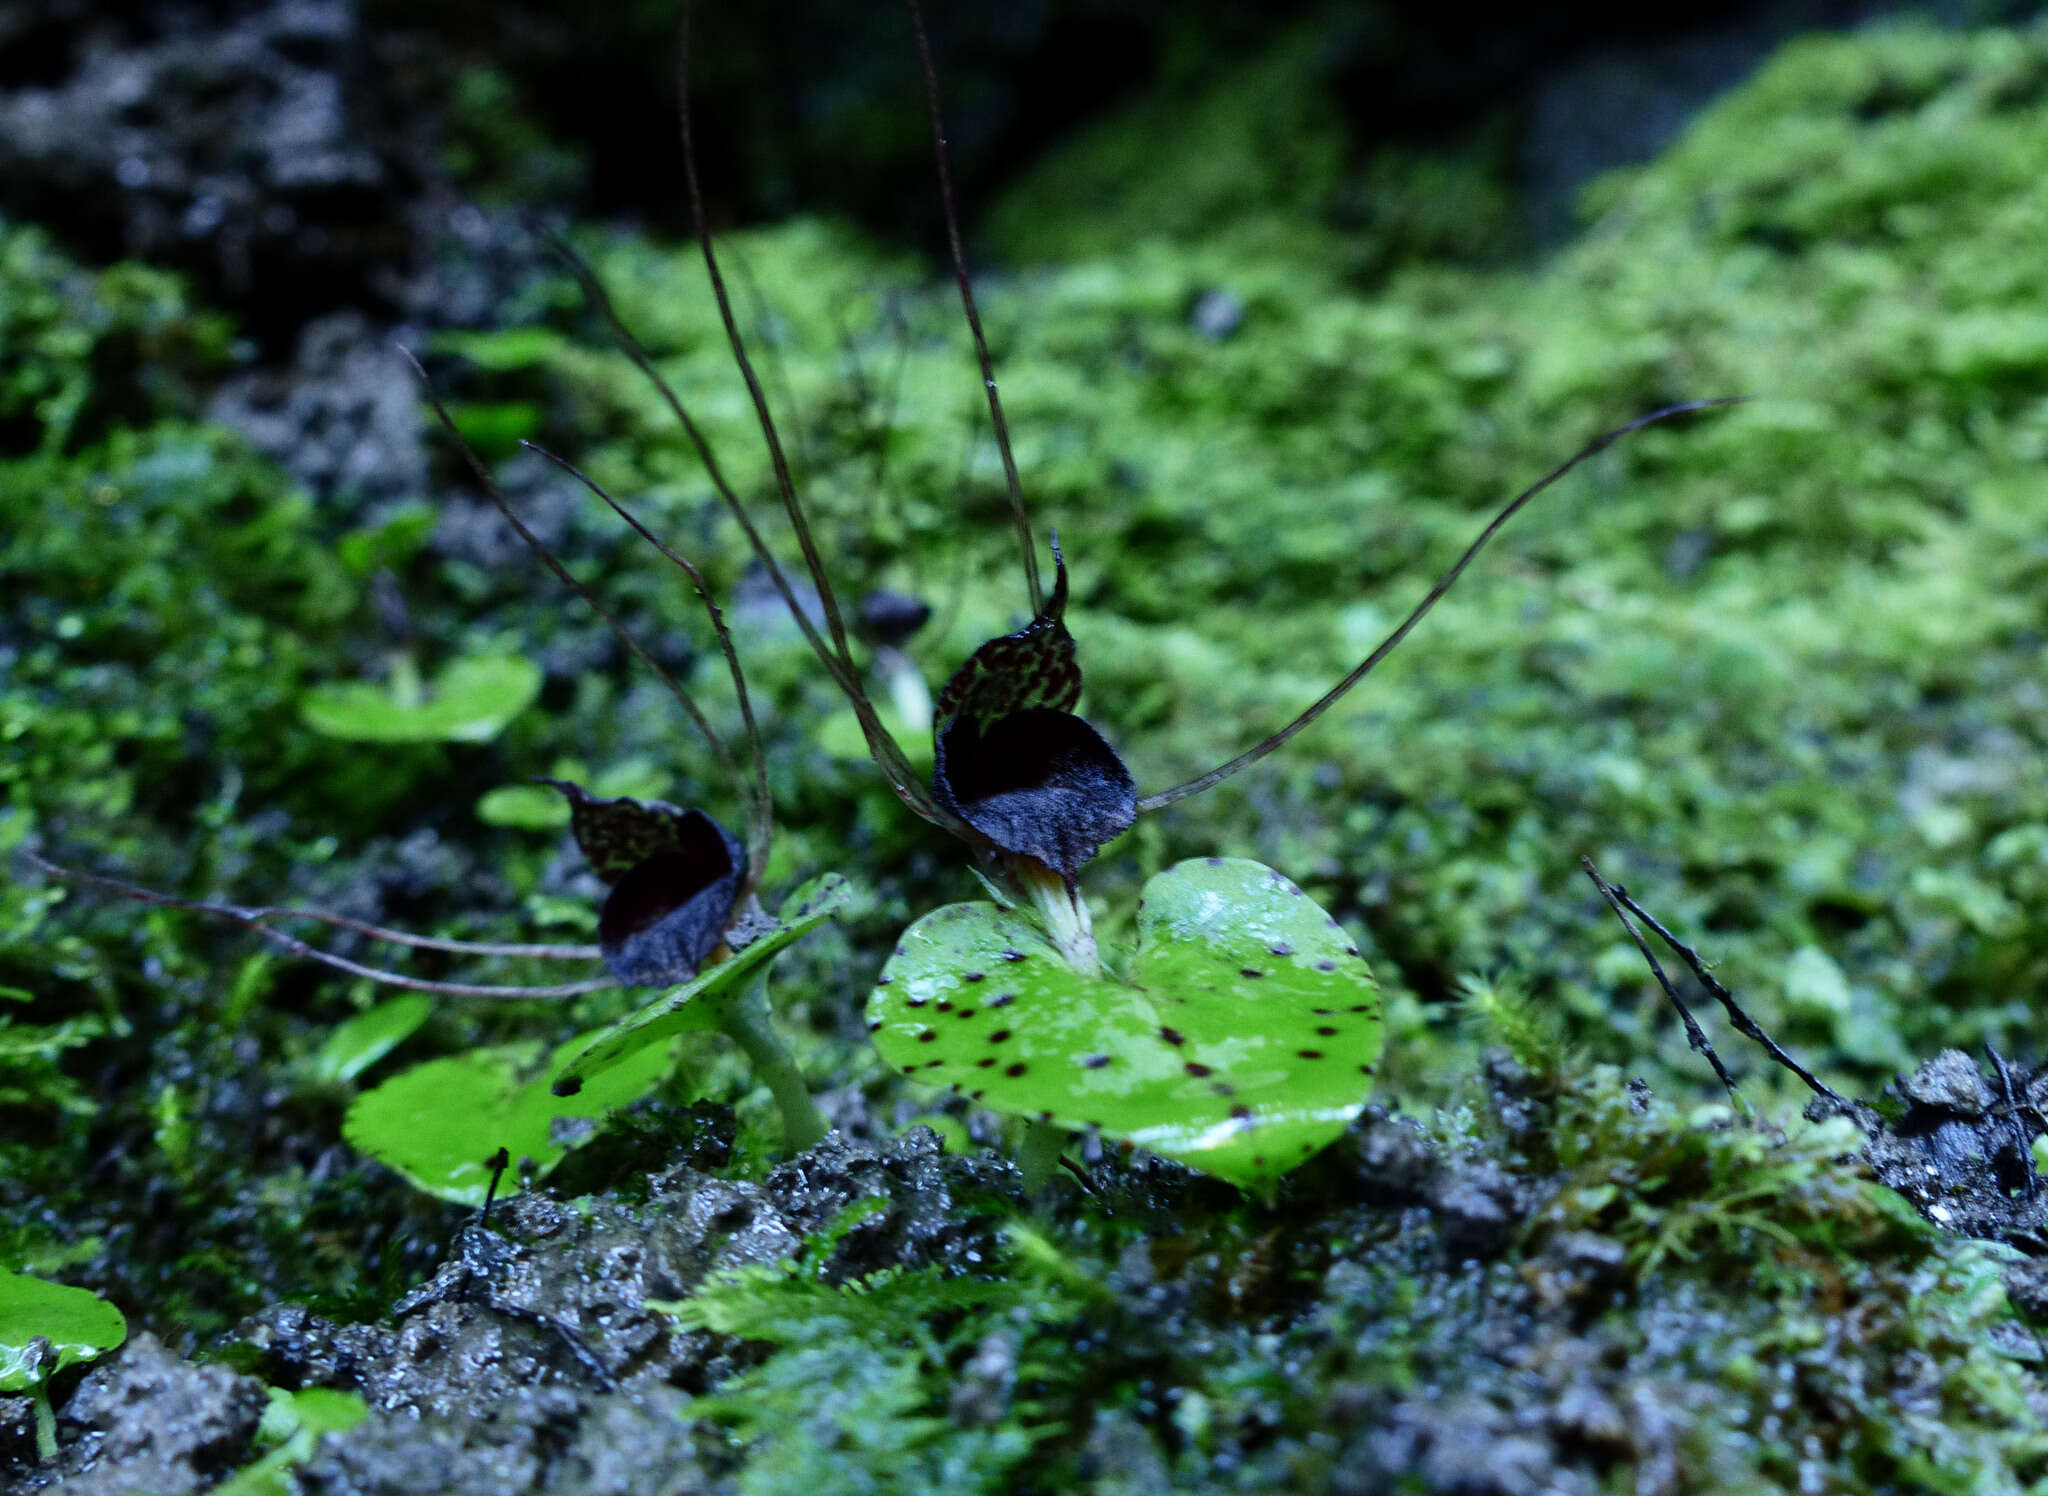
[0,1271,126,1391]
[342,1027,676,1206]
[549,874,851,1098]
[868,858,1382,1188]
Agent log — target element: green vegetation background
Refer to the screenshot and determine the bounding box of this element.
[5,18,2048,1490]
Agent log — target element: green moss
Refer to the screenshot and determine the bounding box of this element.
[11,16,2048,1487]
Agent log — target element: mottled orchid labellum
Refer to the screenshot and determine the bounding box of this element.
[542,780,747,988]
[930,543,1135,886]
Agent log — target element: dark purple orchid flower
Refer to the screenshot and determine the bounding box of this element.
[928,545,1135,885]
[542,781,748,987]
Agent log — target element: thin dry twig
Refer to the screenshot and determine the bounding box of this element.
[401,348,742,790]
[905,0,1040,614]
[22,852,614,1001]
[1141,399,1749,811]
[1581,855,1747,1109]
[1582,854,1843,1105]
[538,230,957,833]
[519,439,776,879]
[676,2,857,676]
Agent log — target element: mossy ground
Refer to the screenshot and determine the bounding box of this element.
[6,17,2048,1493]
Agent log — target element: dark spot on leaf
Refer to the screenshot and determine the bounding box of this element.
[917,1031,937,1044]
[866,1018,883,1032]
[970,1090,985,1100]
[876,976,891,986]
[955,1008,977,1020]
[977,1057,996,1069]
[1348,1004,1373,1013]
[1316,1026,1339,1037]
[1315,960,1336,972]
[1205,856,1224,867]
[1081,1054,1111,1069]
[1230,1104,1254,1122]
[989,992,1016,1008]
[1185,1062,1213,1077]
[989,1030,1012,1044]
[1159,1027,1186,1047]
[1001,950,1027,962]
[1344,946,1360,957]
[935,1000,953,1012]
[964,972,985,983]
[1239,967,1264,979]
[1360,1063,1378,1075]
[1269,943,1293,957]
[1005,1063,1028,1078]
[1298,1049,1325,1060]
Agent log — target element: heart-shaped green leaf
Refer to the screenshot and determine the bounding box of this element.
[342,1027,675,1206]
[550,874,851,1098]
[868,858,1381,1188]
[0,1272,126,1391]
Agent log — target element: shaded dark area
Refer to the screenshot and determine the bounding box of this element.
[11,0,2044,362]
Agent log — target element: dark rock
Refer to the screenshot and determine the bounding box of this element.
[208,310,428,516]
[1898,1048,1992,1114]
[0,1395,36,1477]
[1524,1231,1627,1312]
[1345,1396,1568,1496]
[217,1129,1016,1491]
[235,1301,399,1393]
[0,0,425,344]
[2002,1257,2048,1323]
[1434,1161,1525,1262]
[947,1329,1019,1426]
[1350,1106,1440,1205]
[17,1331,267,1496]
[752,1126,1016,1281]
[1810,1048,2048,1248]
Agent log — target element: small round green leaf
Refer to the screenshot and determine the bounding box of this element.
[311,995,433,1084]
[0,1272,126,1391]
[868,858,1382,1188]
[342,1027,677,1206]
[300,655,541,745]
[476,784,570,830]
[550,874,851,1097]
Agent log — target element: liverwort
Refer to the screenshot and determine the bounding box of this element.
[572,0,1743,1190]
